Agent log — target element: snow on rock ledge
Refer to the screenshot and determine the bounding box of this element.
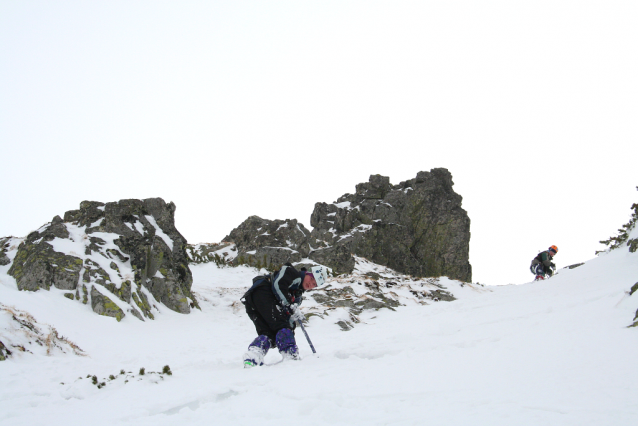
[5,198,198,322]
[303,256,479,331]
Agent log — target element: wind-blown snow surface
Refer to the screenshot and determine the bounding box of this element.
[1,244,638,425]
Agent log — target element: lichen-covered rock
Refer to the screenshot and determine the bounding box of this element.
[223,216,313,269]
[77,198,197,313]
[128,307,145,321]
[8,198,198,321]
[220,169,471,281]
[132,290,154,320]
[310,169,472,282]
[91,286,125,322]
[8,216,83,291]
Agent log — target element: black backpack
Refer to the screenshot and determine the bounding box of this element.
[531,251,545,264]
[240,274,272,305]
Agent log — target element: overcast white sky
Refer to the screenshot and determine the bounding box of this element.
[1,1,636,286]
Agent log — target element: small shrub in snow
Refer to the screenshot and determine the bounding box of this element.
[0,304,86,357]
[139,367,145,375]
[162,365,172,375]
[597,187,638,254]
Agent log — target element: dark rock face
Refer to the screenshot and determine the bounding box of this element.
[306,245,355,275]
[310,169,471,281]
[222,216,314,269]
[91,285,125,322]
[221,169,471,282]
[9,216,83,292]
[8,198,198,321]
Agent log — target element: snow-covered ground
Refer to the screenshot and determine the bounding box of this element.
[1,236,638,425]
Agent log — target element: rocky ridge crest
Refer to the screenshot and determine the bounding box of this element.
[221,169,472,281]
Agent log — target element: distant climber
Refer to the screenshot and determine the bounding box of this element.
[530,245,558,281]
[241,263,326,367]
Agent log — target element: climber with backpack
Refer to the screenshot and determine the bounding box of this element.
[241,263,327,367]
[530,245,558,281]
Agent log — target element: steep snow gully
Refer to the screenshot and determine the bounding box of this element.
[1,227,638,425]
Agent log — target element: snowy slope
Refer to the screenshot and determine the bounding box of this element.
[1,233,638,425]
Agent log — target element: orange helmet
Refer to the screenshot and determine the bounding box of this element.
[549,245,558,253]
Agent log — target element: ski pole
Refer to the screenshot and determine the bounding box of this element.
[296,319,316,353]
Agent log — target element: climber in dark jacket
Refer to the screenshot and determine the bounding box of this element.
[530,245,558,280]
[242,263,326,367]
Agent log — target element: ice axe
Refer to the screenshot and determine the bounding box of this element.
[291,305,316,353]
[296,319,316,354]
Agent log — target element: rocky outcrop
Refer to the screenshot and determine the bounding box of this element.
[221,169,472,281]
[309,169,472,282]
[222,216,315,270]
[9,216,83,292]
[8,198,198,321]
[305,245,354,275]
[270,256,469,331]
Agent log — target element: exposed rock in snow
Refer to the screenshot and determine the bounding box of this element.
[310,169,472,281]
[186,242,237,265]
[222,216,316,269]
[219,170,471,281]
[5,198,198,321]
[300,256,472,331]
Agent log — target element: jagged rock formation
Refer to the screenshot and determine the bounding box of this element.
[7,198,198,321]
[222,169,472,281]
[222,216,315,269]
[310,169,472,281]
[186,242,237,265]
